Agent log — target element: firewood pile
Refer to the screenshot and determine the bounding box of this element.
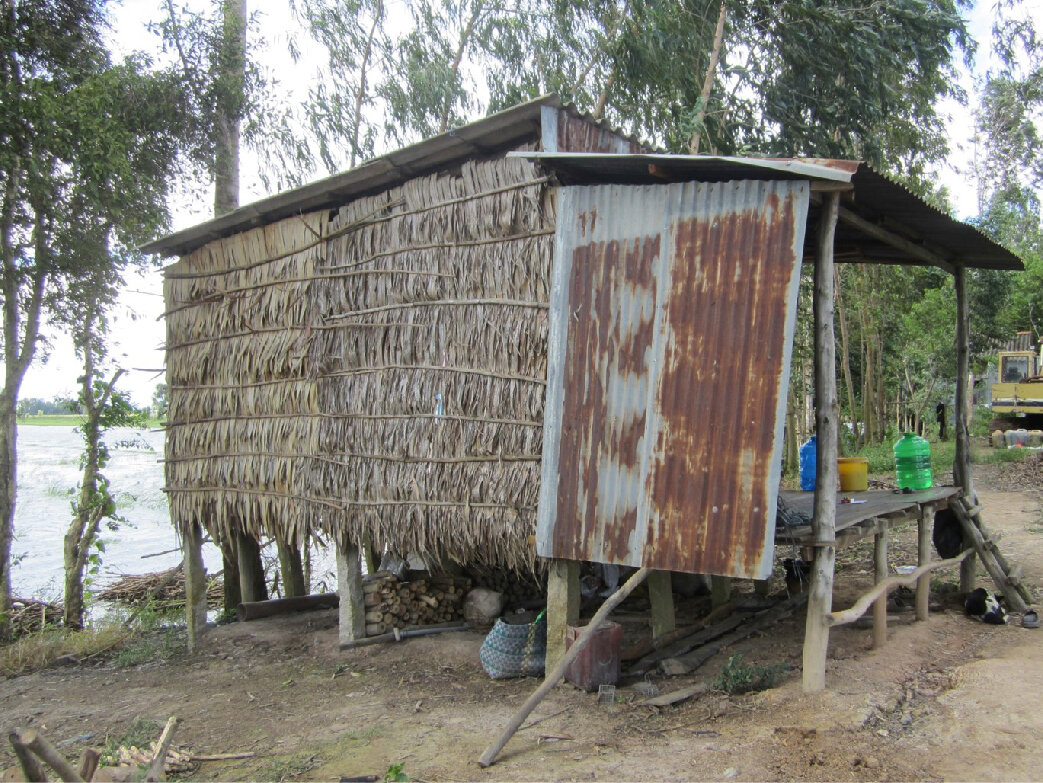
[9,598,62,636]
[363,571,472,636]
[464,566,546,608]
[95,565,222,607]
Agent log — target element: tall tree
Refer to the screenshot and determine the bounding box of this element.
[0,0,185,633]
[62,259,146,629]
[294,0,390,172]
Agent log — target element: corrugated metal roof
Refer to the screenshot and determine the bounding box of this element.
[141,97,647,258]
[514,152,1022,272]
[536,179,809,578]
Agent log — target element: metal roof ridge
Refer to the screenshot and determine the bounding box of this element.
[510,151,855,182]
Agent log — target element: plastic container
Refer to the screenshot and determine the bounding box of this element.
[799,435,818,491]
[1028,430,1043,447]
[893,432,932,490]
[1006,429,1029,448]
[837,457,869,491]
[991,430,1007,449]
[564,621,622,691]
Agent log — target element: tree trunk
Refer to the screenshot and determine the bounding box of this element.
[438,0,483,134]
[349,0,383,167]
[214,0,246,216]
[689,0,727,154]
[834,265,859,445]
[0,196,46,636]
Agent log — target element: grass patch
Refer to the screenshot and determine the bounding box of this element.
[713,653,789,695]
[0,622,133,676]
[254,753,322,782]
[977,446,1034,465]
[1,603,187,676]
[114,626,186,668]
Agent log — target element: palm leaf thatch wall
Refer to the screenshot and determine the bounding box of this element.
[164,152,553,572]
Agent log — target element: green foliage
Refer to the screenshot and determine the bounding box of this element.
[114,625,187,669]
[385,762,409,782]
[713,654,789,695]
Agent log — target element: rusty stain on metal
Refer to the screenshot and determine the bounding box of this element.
[537,180,810,579]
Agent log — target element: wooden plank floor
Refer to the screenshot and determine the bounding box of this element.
[777,486,961,546]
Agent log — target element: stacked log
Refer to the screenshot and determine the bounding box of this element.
[362,571,472,636]
[464,566,546,608]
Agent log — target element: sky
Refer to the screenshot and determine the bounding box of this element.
[15,0,1031,408]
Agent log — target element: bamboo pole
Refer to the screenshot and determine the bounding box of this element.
[916,505,935,621]
[953,264,977,593]
[325,298,549,321]
[478,567,650,768]
[872,532,888,648]
[803,191,840,694]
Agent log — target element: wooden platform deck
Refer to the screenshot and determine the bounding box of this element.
[777,486,962,547]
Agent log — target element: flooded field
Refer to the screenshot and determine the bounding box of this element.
[10,425,222,601]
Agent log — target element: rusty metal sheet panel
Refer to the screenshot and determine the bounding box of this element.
[537,180,810,578]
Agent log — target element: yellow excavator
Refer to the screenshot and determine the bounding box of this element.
[990,331,1043,429]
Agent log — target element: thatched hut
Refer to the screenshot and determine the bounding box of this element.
[149,96,1024,695]
[144,97,643,642]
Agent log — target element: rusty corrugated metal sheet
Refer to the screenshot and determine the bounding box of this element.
[536,180,810,578]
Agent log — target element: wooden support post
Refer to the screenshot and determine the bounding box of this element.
[953,265,977,594]
[803,191,840,694]
[647,570,675,639]
[545,559,580,672]
[277,538,307,598]
[361,530,379,575]
[218,536,241,618]
[182,519,208,653]
[872,532,888,649]
[710,575,732,608]
[916,505,934,621]
[336,539,366,645]
[236,531,268,603]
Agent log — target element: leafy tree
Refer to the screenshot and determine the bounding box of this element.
[0,0,184,635]
[62,265,147,629]
[294,0,390,172]
[152,382,169,420]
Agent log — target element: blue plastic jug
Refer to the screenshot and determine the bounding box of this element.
[799,435,817,491]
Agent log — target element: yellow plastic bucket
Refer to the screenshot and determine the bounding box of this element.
[837,457,869,491]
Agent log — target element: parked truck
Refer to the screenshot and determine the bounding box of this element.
[990,331,1043,430]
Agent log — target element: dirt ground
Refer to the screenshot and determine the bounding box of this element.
[2,460,1042,782]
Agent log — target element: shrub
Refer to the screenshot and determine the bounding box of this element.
[713,654,789,695]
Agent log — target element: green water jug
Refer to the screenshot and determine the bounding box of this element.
[893,432,932,490]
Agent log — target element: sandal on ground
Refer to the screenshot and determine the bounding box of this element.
[1022,610,1040,628]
